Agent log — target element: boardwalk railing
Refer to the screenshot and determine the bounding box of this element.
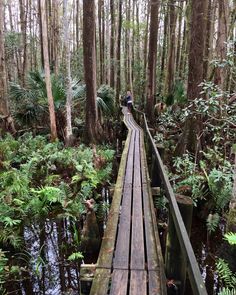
[134,108,208,295]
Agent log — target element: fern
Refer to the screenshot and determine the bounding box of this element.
[67,252,84,261]
[218,287,236,295]
[224,232,236,245]
[206,213,220,233]
[216,258,236,289]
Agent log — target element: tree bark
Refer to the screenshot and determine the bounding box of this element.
[165,0,177,98]
[146,0,160,122]
[110,0,115,89]
[203,0,212,81]
[63,0,73,146]
[175,0,184,77]
[98,0,105,84]
[115,0,122,103]
[40,0,58,141]
[176,0,207,155]
[19,0,28,86]
[38,0,44,68]
[214,0,228,90]
[0,0,16,134]
[83,0,99,143]
[159,4,168,94]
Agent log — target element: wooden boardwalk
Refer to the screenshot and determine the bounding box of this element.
[90,108,166,295]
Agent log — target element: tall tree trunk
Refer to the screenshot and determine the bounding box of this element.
[40,0,58,141]
[115,0,122,103]
[175,0,184,77]
[52,0,59,75]
[176,0,207,155]
[159,4,168,94]
[146,0,160,122]
[0,0,16,134]
[63,0,73,145]
[19,0,28,86]
[98,0,105,84]
[110,0,115,88]
[165,0,177,98]
[38,0,44,68]
[83,0,99,143]
[76,0,80,51]
[179,0,190,80]
[203,0,212,81]
[214,0,228,90]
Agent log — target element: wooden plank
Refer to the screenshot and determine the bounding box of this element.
[133,131,141,187]
[113,185,132,269]
[96,130,132,269]
[124,130,135,185]
[130,131,145,270]
[89,268,110,295]
[148,271,162,295]
[142,184,159,271]
[130,270,147,295]
[130,122,145,269]
[110,270,129,295]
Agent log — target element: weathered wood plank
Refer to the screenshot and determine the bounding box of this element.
[89,268,110,295]
[130,270,147,295]
[113,185,132,269]
[130,187,145,269]
[133,131,141,187]
[125,130,135,185]
[110,270,129,295]
[142,183,159,271]
[148,271,162,295]
[95,130,132,269]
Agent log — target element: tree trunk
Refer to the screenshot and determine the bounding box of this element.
[19,0,28,86]
[214,0,228,90]
[0,0,16,134]
[165,0,177,98]
[110,0,115,89]
[159,4,168,94]
[146,0,160,123]
[179,0,190,80]
[115,0,122,103]
[176,0,207,155]
[203,0,212,81]
[40,0,58,141]
[175,0,184,77]
[38,0,44,68]
[83,0,99,143]
[0,0,8,118]
[63,0,73,146]
[98,0,105,84]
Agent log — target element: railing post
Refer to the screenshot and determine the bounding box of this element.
[165,195,193,295]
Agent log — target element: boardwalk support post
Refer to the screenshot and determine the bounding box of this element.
[80,264,96,294]
[165,194,193,295]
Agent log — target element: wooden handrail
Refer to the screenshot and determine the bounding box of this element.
[134,108,207,295]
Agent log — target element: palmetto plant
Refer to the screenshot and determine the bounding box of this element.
[10,71,115,133]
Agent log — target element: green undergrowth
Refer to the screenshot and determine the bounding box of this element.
[0,132,115,288]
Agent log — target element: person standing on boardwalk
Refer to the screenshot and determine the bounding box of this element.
[126,90,133,113]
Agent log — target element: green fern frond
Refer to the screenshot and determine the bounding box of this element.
[216,258,236,289]
[224,232,236,245]
[218,287,236,295]
[206,213,220,233]
[68,252,84,261]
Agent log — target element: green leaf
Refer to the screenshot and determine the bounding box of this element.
[224,232,236,245]
[68,252,84,261]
